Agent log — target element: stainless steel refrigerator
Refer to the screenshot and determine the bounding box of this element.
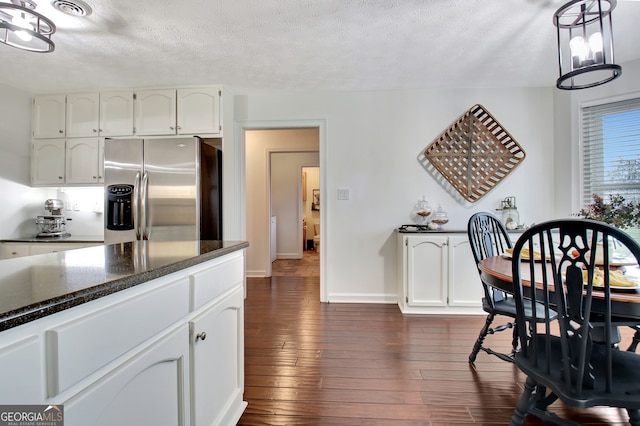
[104,137,222,244]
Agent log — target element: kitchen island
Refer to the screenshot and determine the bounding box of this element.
[0,239,248,426]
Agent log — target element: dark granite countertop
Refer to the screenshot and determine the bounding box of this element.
[0,240,248,331]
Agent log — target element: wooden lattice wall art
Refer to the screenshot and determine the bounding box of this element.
[423,104,526,203]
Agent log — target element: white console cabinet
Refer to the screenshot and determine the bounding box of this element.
[397,233,483,314]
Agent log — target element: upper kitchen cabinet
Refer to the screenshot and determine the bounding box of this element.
[100,91,134,137]
[66,93,99,138]
[32,95,66,139]
[177,87,221,135]
[134,89,177,136]
[66,92,134,138]
[134,87,222,137]
[31,139,65,185]
[65,138,103,184]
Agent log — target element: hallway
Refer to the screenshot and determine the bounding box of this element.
[271,249,319,277]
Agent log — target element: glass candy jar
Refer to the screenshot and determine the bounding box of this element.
[499,196,520,230]
[428,205,449,230]
[410,197,432,225]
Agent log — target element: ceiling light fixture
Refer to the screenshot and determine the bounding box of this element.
[553,0,621,89]
[0,0,55,53]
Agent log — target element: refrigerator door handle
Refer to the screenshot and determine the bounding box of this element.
[133,171,142,240]
[141,171,149,240]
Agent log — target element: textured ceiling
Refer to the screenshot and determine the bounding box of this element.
[1,0,639,94]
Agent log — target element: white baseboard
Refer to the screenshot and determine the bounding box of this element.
[326,293,397,304]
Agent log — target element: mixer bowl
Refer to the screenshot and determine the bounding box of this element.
[36,215,67,235]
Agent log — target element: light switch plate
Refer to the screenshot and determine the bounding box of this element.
[337,188,350,200]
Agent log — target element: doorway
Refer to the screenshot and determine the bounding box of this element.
[242,123,326,300]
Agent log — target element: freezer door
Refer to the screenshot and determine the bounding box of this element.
[143,137,199,241]
[104,139,143,244]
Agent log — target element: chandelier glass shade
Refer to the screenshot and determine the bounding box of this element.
[553,0,621,90]
[0,0,55,53]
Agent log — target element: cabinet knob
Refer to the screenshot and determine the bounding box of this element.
[195,331,207,342]
[170,126,175,130]
[58,176,63,179]
[176,125,181,130]
[93,129,97,133]
[93,176,97,179]
[58,130,63,134]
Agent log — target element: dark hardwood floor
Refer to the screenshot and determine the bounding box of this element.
[239,275,635,425]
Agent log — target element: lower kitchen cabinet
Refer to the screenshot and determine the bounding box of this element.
[0,249,246,425]
[64,325,190,426]
[190,286,245,426]
[1,242,102,259]
[397,233,483,314]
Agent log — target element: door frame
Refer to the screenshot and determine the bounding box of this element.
[236,119,327,302]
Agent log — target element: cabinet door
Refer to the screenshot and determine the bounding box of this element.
[31,139,65,185]
[177,88,221,135]
[1,243,31,259]
[32,95,66,139]
[100,91,134,136]
[134,89,177,136]
[65,138,100,184]
[0,336,42,403]
[66,93,100,138]
[406,235,448,307]
[64,325,190,426]
[447,236,483,307]
[190,287,246,426]
[98,138,105,183]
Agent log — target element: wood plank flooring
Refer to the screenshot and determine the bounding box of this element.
[239,275,635,425]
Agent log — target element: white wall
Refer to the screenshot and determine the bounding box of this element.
[554,58,640,219]
[0,84,53,238]
[271,152,319,259]
[238,87,556,302]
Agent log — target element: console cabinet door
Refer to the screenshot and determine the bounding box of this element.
[31,139,65,185]
[66,93,99,138]
[64,325,190,426]
[406,235,448,307]
[33,95,66,139]
[447,236,483,307]
[134,89,177,136]
[190,287,246,426]
[177,88,221,135]
[0,336,42,403]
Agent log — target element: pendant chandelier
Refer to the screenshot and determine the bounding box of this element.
[0,0,55,53]
[553,0,621,90]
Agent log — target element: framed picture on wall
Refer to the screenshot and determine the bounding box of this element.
[312,189,320,211]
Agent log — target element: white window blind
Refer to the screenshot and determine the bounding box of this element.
[582,97,640,206]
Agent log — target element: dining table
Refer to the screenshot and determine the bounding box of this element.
[478,255,640,322]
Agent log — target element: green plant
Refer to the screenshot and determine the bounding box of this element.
[577,194,640,229]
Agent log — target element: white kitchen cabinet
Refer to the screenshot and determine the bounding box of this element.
[0,336,42,403]
[190,286,244,426]
[1,242,102,259]
[64,325,190,426]
[100,91,134,137]
[32,95,66,139]
[397,233,483,314]
[0,248,246,423]
[31,139,65,185]
[66,93,99,138]
[1,243,31,259]
[65,138,102,184]
[177,87,221,135]
[134,89,177,136]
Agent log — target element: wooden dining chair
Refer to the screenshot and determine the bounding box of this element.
[467,212,519,362]
[509,219,640,426]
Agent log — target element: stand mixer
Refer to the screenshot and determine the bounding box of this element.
[36,199,70,237]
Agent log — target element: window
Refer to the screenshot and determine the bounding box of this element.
[582,97,640,206]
